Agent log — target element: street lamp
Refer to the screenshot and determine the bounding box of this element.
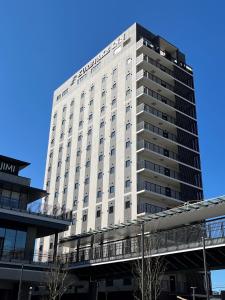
[17,264,24,300]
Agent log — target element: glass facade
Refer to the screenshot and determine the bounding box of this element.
[0,227,26,253]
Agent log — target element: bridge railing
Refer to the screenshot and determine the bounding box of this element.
[61,218,225,266]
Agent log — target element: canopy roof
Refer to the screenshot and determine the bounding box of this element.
[60,196,225,247]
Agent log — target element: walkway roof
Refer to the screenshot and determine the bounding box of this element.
[60,196,225,247]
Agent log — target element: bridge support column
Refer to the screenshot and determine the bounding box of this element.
[202,236,210,300]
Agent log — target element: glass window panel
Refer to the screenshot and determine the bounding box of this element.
[15,231,26,251]
[4,229,16,251]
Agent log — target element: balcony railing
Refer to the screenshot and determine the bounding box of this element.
[0,196,72,221]
[137,103,176,125]
[137,121,177,143]
[137,69,174,93]
[137,53,174,77]
[136,38,193,75]
[138,160,179,180]
[137,86,175,109]
[138,180,181,201]
[137,140,178,161]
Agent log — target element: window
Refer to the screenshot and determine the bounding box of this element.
[76,166,80,173]
[86,144,91,151]
[57,95,61,101]
[79,120,83,127]
[51,138,54,145]
[60,133,64,139]
[89,99,93,106]
[125,180,131,188]
[68,127,72,134]
[112,114,116,121]
[64,171,69,178]
[112,68,117,75]
[62,89,68,97]
[80,106,84,112]
[62,119,65,125]
[109,206,114,213]
[66,156,70,162]
[99,155,103,161]
[99,138,104,144]
[78,135,82,141]
[88,114,93,120]
[101,106,105,113]
[110,148,115,156]
[70,100,74,106]
[85,178,89,185]
[83,196,88,203]
[59,146,63,152]
[63,106,67,112]
[67,141,71,147]
[83,214,87,221]
[88,128,92,135]
[111,131,115,138]
[81,92,85,99]
[90,85,94,91]
[69,113,73,120]
[39,245,43,252]
[112,82,116,89]
[101,90,106,97]
[109,186,115,194]
[57,161,61,167]
[77,150,81,156]
[126,123,131,130]
[125,160,131,167]
[127,58,132,64]
[125,201,130,209]
[63,187,67,194]
[75,183,79,189]
[96,210,101,218]
[110,166,115,174]
[102,76,106,83]
[97,190,102,198]
[126,141,131,148]
[53,113,57,119]
[98,172,103,179]
[126,89,131,96]
[86,161,90,167]
[52,126,56,131]
[111,98,116,105]
[126,72,131,80]
[100,121,105,128]
[49,242,53,250]
[56,176,60,182]
[54,192,58,198]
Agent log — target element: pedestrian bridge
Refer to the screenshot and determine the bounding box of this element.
[60,196,225,272]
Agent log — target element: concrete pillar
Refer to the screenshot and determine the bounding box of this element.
[25,227,37,261]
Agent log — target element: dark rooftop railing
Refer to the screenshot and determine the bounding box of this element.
[0,196,72,221]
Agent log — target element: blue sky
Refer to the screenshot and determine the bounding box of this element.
[0,0,225,291]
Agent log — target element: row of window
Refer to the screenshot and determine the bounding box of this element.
[81,200,131,222]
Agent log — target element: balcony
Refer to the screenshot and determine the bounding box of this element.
[0,196,72,221]
[137,121,177,146]
[137,69,194,103]
[137,160,179,181]
[136,38,193,75]
[137,85,175,111]
[137,140,178,161]
[137,180,182,203]
[136,103,176,127]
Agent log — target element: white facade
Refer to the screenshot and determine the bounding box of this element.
[38,23,203,254]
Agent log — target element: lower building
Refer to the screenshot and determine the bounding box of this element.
[0,154,71,299]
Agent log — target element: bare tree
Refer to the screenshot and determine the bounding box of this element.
[46,259,75,300]
[133,228,166,300]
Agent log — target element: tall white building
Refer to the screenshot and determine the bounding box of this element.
[38,23,203,254]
